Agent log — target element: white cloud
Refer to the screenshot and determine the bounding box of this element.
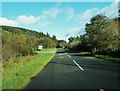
[98,0,119,18]
[36,7,62,21]
[0,17,18,26]
[65,0,119,37]
[77,8,100,25]
[0,15,38,26]
[0,7,62,27]
[66,8,74,21]
[36,8,62,28]
[83,8,99,19]
[42,8,62,18]
[76,0,118,26]
[16,15,38,25]
[64,8,101,37]
[39,21,51,28]
[65,27,81,37]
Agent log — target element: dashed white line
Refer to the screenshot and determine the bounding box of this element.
[68,55,71,58]
[73,60,84,71]
[99,89,104,91]
[65,53,68,54]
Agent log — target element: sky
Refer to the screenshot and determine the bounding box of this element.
[0,0,119,42]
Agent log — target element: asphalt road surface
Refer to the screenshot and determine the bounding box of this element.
[25,48,120,90]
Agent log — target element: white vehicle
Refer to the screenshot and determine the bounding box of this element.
[37,45,43,51]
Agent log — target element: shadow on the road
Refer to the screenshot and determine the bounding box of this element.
[56,48,66,53]
[71,54,93,57]
[49,61,120,72]
[56,51,65,53]
[82,64,120,72]
[49,61,76,67]
[64,48,92,56]
[56,48,92,57]
[65,48,80,53]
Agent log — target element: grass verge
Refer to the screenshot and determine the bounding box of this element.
[35,48,57,53]
[79,52,120,64]
[94,55,120,63]
[79,52,91,55]
[2,48,56,89]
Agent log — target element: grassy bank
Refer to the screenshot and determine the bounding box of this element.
[94,55,120,63]
[79,52,120,64]
[2,48,56,89]
[36,48,57,53]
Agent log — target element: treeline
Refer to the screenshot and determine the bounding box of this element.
[1,26,58,61]
[68,14,120,57]
[57,40,67,48]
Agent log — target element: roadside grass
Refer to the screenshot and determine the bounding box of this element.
[36,48,57,53]
[2,48,56,89]
[94,55,120,63]
[79,52,91,55]
[41,48,57,51]
[79,52,120,63]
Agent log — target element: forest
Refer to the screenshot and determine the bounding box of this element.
[1,26,59,61]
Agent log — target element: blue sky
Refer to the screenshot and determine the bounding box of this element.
[1,0,119,42]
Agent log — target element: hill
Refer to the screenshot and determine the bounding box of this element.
[1,25,57,61]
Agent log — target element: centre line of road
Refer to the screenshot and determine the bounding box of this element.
[99,89,104,91]
[68,55,71,58]
[73,60,84,71]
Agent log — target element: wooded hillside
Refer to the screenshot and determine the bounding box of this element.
[1,26,57,61]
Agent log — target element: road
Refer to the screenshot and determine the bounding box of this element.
[25,48,120,90]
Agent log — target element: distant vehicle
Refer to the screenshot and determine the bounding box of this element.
[37,45,43,51]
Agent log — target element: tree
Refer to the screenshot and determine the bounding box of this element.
[68,37,74,43]
[85,14,119,54]
[52,35,58,47]
[1,25,58,61]
[85,15,106,52]
[2,31,16,60]
[39,37,56,48]
[57,40,67,48]
[46,32,50,37]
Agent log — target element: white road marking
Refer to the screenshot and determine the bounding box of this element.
[72,60,84,71]
[65,53,66,54]
[68,55,71,58]
[99,89,104,91]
